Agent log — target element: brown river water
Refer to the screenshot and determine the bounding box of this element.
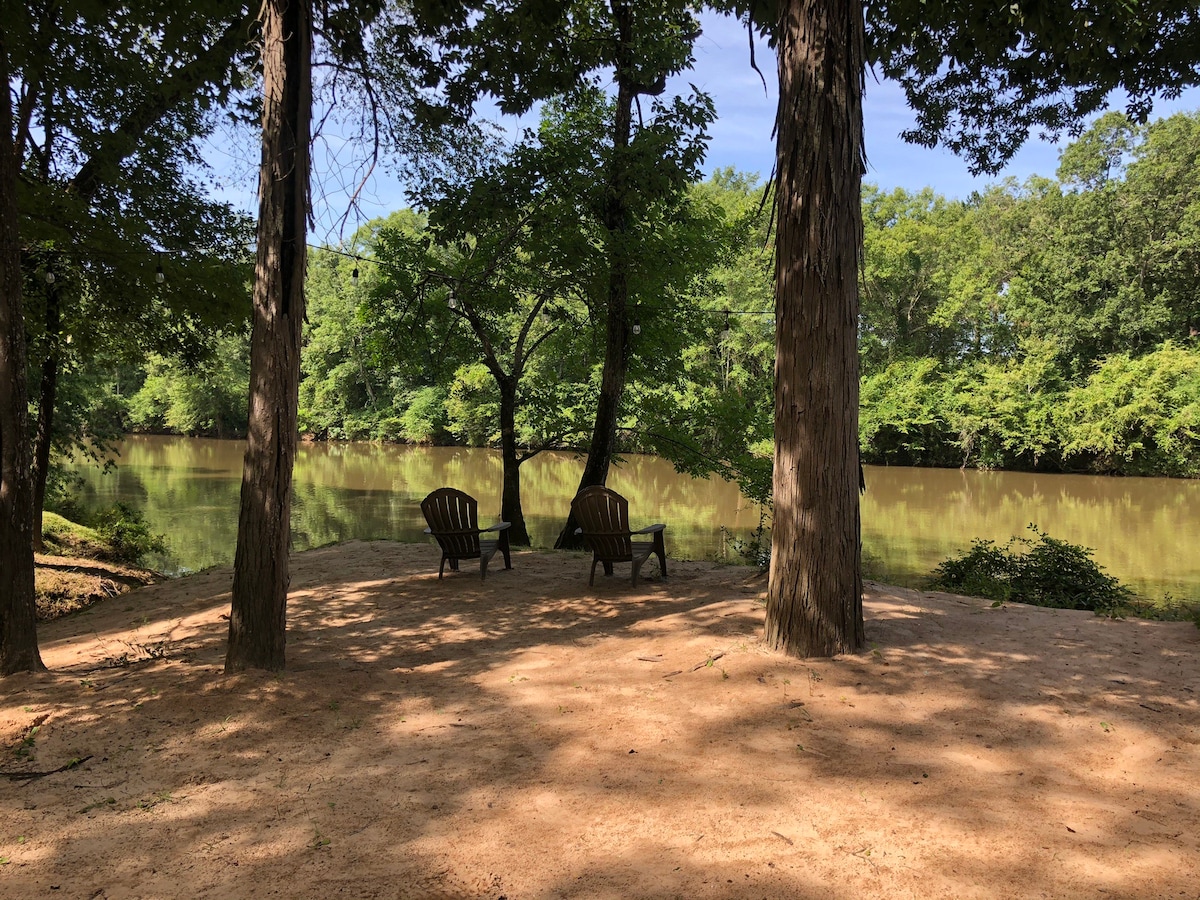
[66,435,1200,602]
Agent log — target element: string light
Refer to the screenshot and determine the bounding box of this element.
[154,254,165,284]
[447,289,459,310]
[45,270,55,285]
[351,266,359,287]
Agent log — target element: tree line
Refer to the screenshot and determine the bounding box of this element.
[97,111,1200,488]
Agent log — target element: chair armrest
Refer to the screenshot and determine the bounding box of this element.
[480,522,511,533]
[632,524,666,535]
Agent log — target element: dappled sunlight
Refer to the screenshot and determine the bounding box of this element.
[3,541,1197,898]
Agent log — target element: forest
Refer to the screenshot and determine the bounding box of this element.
[39,109,1200,510]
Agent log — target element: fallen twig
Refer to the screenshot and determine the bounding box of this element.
[3,755,93,782]
[691,652,725,672]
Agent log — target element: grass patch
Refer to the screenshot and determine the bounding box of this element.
[35,512,162,621]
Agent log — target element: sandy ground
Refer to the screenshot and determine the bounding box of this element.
[2,540,1198,900]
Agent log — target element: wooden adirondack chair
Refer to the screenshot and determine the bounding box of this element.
[571,485,667,587]
[420,488,512,580]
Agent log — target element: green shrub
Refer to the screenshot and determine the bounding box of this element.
[729,516,771,570]
[90,503,167,565]
[930,524,1134,614]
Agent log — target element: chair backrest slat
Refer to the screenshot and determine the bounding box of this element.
[421,488,482,556]
[572,486,633,558]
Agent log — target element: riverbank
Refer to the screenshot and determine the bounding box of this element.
[3,541,1198,898]
[33,512,163,621]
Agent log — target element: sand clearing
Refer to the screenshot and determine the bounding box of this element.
[3,540,1198,899]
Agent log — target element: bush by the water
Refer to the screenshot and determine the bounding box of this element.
[929,525,1135,614]
[89,503,167,564]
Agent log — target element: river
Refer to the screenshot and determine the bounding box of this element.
[65,435,1200,601]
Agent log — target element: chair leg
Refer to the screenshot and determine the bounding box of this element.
[438,556,447,579]
[499,530,512,570]
[653,531,667,578]
[589,558,599,586]
[631,557,645,587]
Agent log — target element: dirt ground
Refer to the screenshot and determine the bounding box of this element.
[2,540,1198,900]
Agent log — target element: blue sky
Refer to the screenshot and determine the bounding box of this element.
[688,12,1200,198]
[242,10,1199,242]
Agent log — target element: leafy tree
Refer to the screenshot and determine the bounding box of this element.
[1059,342,1200,477]
[300,238,401,442]
[226,0,312,673]
[128,330,251,438]
[636,170,775,504]
[3,0,258,674]
[859,186,983,372]
[0,1,41,673]
[719,0,1200,657]
[440,0,716,548]
[19,0,255,546]
[367,175,597,544]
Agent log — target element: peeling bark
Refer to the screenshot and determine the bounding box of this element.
[765,0,866,657]
[0,31,45,675]
[225,0,310,673]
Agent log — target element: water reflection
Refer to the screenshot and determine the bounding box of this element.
[860,466,1200,600]
[67,436,764,574]
[64,437,1199,601]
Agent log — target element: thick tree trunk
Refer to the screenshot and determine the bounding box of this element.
[497,377,530,546]
[30,284,60,551]
[765,0,866,657]
[225,0,310,673]
[0,37,45,675]
[553,2,636,550]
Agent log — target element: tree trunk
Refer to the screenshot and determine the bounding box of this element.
[553,2,636,550]
[0,36,45,675]
[225,0,310,673]
[765,0,866,658]
[30,284,60,552]
[497,376,530,546]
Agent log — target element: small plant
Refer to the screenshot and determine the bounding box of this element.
[13,724,40,760]
[137,791,174,810]
[79,797,117,814]
[929,524,1135,615]
[309,829,331,850]
[729,511,771,570]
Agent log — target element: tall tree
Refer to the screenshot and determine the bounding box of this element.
[225,0,312,673]
[765,0,866,656]
[442,0,714,548]
[550,1,713,548]
[721,0,1200,657]
[2,0,255,674]
[0,2,44,674]
[20,2,255,546]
